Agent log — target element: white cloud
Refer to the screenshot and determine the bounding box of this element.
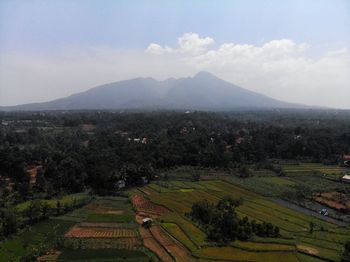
[0,33,349,108]
[146,43,174,55]
[146,33,214,55]
[177,33,214,55]
[146,34,350,108]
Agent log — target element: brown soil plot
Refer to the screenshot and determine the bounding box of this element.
[65,225,136,238]
[150,226,196,262]
[140,227,173,262]
[132,195,169,216]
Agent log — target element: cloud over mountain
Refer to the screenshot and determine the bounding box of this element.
[1,33,349,108]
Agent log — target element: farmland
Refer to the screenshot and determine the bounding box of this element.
[1,177,349,261]
[131,179,350,262]
[280,163,346,176]
[57,196,151,260]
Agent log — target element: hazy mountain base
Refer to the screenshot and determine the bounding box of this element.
[0,72,306,111]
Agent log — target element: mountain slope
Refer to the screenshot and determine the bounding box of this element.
[0,72,304,111]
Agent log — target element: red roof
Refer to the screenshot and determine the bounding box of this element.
[344,155,350,161]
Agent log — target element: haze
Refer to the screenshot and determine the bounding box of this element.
[0,0,349,108]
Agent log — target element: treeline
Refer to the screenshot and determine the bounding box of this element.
[189,196,280,242]
[0,197,90,240]
[0,110,350,202]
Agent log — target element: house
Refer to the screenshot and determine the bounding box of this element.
[180,127,189,135]
[235,137,245,145]
[141,177,148,184]
[319,208,328,216]
[142,217,153,227]
[81,124,95,132]
[342,174,350,183]
[116,180,126,190]
[343,155,350,167]
[225,145,232,151]
[27,165,43,186]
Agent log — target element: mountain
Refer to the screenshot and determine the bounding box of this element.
[0,72,305,111]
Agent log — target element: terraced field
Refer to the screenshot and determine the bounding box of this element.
[281,163,346,176]
[57,197,151,261]
[2,179,348,261]
[134,179,350,262]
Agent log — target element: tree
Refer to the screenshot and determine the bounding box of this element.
[1,209,18,237]
[238,166,251,178]
[309,222,314,234]
[56,201,61,216]
[41,202,50,219]
[191,171,200,182]
[26,200,43,223]
[342,241,350,262]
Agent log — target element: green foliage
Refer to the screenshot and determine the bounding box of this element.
[0,219,75,261]
[86,213,133,223]
[58,249,149,261]
[0,208,18,237]
[190,196,279,242]
[342,240,350,262]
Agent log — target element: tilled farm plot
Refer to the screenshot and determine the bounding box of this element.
[132,195,169,216]
[150,225,196,262]
[140,227,174,262]
[65,225,136,238]
[64,237,140,250]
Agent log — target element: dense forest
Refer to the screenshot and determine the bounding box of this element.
[1,109,350,200]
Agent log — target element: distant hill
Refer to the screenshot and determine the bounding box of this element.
[0,71,306,111]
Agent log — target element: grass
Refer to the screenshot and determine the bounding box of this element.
[86,213,133,223]
[197,246,299,262]
[0,219,75,261]
[281,163,345,176]
[258,176,296,186]
[298,236,343,251]
[297,253,327,262]
[16,193,90,212]
[58,249,149,262]
[161,222,198,252]
[231,240,295,252]
[161,212,207,247]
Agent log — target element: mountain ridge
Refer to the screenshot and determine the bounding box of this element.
[0,72,307,111]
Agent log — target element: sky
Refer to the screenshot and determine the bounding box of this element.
[0,0,349,108]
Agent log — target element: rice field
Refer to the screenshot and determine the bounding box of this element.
[3,176,348,261]
[139,179,350,261]
[281,163,346,176]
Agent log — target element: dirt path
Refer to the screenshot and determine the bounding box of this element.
[272,199,348,227]
[297,245,319,255]
[150,226,197,262]
[140,227,174,262]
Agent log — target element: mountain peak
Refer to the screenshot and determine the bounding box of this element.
[193,71,217,79]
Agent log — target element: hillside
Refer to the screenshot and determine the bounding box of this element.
[1,72,304,111]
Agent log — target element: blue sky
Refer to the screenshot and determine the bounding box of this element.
[0,0,349,108]
[1,0,349,53]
